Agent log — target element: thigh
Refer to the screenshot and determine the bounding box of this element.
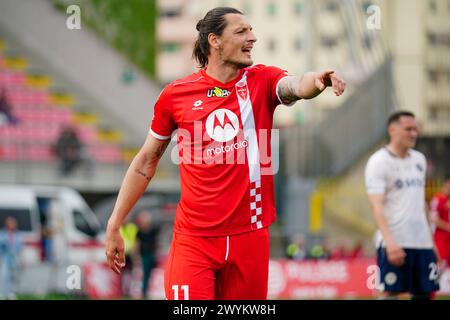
[411,249,440,294]
[164,233,225,300]
[216,228,270,300]
[377,247,409,293]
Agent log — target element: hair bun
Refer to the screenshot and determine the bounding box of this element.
[196,19,203,31]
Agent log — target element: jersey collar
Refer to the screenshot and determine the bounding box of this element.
[200,68,245,88]
[384,145,411,158]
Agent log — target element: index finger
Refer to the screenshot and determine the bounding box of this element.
[116,246,126,268]
[106,249,120,274]
[330,75,341,94]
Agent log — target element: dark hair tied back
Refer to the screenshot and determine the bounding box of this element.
[192,7,243,68]
[196,19,203,31]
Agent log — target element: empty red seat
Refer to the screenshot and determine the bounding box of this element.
[77,125,98,143]
[0,123,61,143]
[0,71,26,88]
[28,145,54,162]
[0,143,55,162]
[0,144,18,160]
[14,108,73,124]
[6,89,49,106]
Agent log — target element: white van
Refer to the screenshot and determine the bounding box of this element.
[0,184,105,294]
[0,184,104,265]
[0,185,42,266]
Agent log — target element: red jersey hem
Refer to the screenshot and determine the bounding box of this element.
[173,220,275,237]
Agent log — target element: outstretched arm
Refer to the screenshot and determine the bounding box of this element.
[105,134,170,274]
[277,70,346,105]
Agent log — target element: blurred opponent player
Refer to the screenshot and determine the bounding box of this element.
[429,176,450,270]
[105,7,345,300]
[365,111,440,300]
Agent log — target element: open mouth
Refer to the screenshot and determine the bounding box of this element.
[242,47,252,57]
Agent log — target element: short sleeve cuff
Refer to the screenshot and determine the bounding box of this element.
[366,187,385,195]
[149,128,171,140]
[275,76,296,107]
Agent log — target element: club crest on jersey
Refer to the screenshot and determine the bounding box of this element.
[206,87,231,98]
[416,163,423,172]
[236,82,248,101]
[205,108,239,142]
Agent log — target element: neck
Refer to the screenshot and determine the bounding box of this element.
[387,142,409,158]
[205,61,242,84]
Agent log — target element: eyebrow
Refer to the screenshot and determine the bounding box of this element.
[234,24,252,31]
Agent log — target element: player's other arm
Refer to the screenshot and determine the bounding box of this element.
[368,194,406,266]
[277,70,346,105]
[429,198,450,232]
[430,216,450,232]
[426,201,445,262]
[105,135,170,274]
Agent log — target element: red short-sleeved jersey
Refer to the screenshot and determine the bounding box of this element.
[150,64,289,236]
[430,193,450,236]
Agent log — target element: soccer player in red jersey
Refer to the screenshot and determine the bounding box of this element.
[105,7,346,300]
[430,176,450,267]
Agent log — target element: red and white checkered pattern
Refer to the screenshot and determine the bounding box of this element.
[250,180,262,229]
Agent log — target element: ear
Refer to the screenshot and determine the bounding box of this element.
[387,124,393,136]
[208,33,221,50]
[387,123,397,137]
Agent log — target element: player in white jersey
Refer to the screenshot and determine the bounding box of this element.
[365,111,439,299]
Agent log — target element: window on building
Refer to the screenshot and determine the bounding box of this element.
[324,0,339,12]
[159,8,182,18]
[294,1,303,15]
[294,37,302,51]
[427,32,438,46]
[267,2,277,17]
[444,33,450,47]
[161,43,180,53]
[428,70,438,84]
[321,36,338,48]
[267,38,277,53]
[429,0,437,13]
[428,105,450,121]
[428,105,438,120]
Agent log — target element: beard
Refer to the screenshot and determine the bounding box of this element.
[219,46,253,69]
[225,59,252,69]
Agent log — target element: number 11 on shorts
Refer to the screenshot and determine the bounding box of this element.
[172,284,189,300]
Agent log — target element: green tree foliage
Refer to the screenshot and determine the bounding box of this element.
[52,0,157,78]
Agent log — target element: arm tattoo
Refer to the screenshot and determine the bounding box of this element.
[154,141,169,159]
[134,141,169,181]
[135,169,151,181]
[277,76,301,105]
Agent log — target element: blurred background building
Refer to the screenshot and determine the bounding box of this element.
[0,0,449,298]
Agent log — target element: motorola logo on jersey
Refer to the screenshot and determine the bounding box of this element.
[205,108,240,142]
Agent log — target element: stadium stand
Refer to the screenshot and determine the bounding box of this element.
[0,43,125,165]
